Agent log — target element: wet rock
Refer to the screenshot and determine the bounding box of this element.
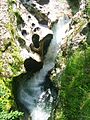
[39,19,48,25]
[32,23,35,27]
[30,33,53,62]
[21,29,27,36]
[24,57,43,72]
[35,0,49,5]
[18,37,26,48]
[32,34,40,48]
[33,27,40,32]
[43,34,53,55]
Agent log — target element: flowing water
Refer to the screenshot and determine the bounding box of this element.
[17,15,70,120]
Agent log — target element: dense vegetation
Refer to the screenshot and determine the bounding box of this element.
[55,44,90,120]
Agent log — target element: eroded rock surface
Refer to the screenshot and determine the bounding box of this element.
[0,0,10,49]
[13,0,72,64]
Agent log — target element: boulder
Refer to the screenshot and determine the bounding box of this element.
[24,57,43,72]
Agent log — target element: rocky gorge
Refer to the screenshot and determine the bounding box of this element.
[0,0,90,120]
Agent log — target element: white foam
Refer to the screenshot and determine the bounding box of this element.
[19,15,70,120]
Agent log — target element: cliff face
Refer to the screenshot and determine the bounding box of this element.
[0,0,90,120]
[0,0,87,77]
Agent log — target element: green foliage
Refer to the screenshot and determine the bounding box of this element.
[86,0,90,16]
[58,46,90,120]
[0,0,24,119]
[0,77,12,111]
[0,111,23,120]
[0,76,23,119]
[67,0,81,14]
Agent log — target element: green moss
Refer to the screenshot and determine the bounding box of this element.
[0,0,24,119]
[14,12,24,26]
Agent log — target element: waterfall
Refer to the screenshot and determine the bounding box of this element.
[15,15,70,120]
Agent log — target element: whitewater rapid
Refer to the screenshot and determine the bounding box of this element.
[18,15,70,120]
